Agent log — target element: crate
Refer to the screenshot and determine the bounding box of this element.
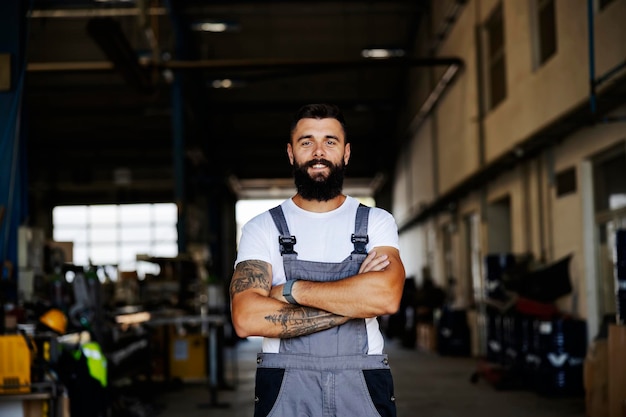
[0,334,31,393]
[417,323,436,352]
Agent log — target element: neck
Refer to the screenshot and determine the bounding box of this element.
[291,194,347,213]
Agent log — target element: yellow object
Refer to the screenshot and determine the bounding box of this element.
[39,308,67,334]
[80,342,108,388]
[0,334,31,393]
[170,333,206,381]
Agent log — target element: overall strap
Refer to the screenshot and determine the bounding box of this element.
[269,205,297,255]
[351,204,370,255]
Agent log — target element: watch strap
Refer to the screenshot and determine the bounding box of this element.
[283,279,299,305]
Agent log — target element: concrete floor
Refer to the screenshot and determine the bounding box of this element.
[145,336,586,417]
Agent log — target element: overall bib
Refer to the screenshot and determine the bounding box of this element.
[254,204,396,417]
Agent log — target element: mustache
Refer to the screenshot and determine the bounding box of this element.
[306,159,332,168]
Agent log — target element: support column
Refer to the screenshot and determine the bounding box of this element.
[0,0,28,302]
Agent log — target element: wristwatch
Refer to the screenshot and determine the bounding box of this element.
[283,279,299,305]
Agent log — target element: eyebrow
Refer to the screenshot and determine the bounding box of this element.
[296,134,340,141]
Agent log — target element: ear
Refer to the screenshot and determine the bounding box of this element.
[287,143,294,165]
[344,143,351,165]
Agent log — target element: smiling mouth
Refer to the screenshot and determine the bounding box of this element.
[308,159,331,169]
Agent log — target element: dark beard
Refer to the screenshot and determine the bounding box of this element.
[293,158,345,201]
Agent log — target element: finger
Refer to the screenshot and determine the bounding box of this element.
[269,284,284,301]
[360,254,389,273]
[358,251,377,273]
[367,256,389,272]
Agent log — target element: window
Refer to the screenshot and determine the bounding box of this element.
[441,221,457,302]
[464,212,485,355]
[592,144,626,326]
[555,166,577,197]
[599,0,616,11]
[593,148,626,212]
[464,212,482,305]
[533,0,557,67]
[442,222,455,283]
[484,2,507,110]
[53,203,178,278]
[486,195,512,253]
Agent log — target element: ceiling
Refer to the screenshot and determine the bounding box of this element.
[23,0,434,205]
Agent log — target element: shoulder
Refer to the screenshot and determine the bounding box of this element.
[243,209,271,227]
[347,197,393,223]
[241,206,279,235]
[236,206,282,266]
[368,205,393,218]
[369,206,397,230]
[354,201,400,248]
[345,198,398,233]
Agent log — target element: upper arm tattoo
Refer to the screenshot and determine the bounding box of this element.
[230,260,271,297]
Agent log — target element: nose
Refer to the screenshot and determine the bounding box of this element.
[313,142,325,158]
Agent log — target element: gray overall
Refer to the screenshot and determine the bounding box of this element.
[253,204,396,417]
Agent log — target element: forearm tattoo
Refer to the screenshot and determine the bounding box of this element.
[231,260,349,337]
[230,260,271,296]
[265,305,350,338]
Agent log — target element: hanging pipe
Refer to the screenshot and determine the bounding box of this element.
[587,0,597,115]
[587,0,626,122]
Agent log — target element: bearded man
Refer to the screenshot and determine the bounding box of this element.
[230,103,406,417]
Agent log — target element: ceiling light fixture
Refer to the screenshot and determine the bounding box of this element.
[191,20,240,33]
[361,48,406,59]
[209,78,246,89]
[213,79,232,88]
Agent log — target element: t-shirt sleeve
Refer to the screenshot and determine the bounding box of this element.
[234,214,274,267]
[367,208,400,251]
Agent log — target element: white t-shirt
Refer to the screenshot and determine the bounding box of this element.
[235,196,400,354]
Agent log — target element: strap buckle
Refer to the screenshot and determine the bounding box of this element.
[278,236,297,254]
[351,234,369,254]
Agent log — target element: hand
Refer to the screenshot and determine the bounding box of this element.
[270,283,285,301]
[358,250,389,274]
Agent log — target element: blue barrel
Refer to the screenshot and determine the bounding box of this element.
[532,318,587,396]
[484,254,515,364]
[484,253,515,300]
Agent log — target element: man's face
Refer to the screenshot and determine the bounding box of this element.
[287,118,351,201]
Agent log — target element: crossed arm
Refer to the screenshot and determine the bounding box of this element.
[229,247,405,339]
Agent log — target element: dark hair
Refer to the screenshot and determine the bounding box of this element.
[289,103,347,141]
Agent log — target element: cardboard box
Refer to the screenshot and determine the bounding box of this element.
[608,324,626,417]
[0,398,53,417]
[22,399,45,417]
[417,323,436,352]
[584,339,608,417]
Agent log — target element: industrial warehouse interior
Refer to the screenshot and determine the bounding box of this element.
[1,0,626,416]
